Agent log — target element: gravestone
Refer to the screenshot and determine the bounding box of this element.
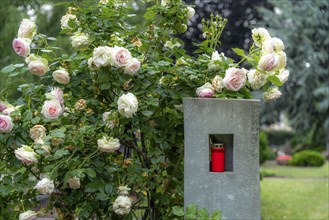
[184,98,260,219]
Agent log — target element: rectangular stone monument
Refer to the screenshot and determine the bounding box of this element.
[184,98,260,219]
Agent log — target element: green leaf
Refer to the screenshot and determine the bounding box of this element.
[198,208,209,219]
[105,183,113,194]
[142,110,153,117]
[268,75,283,87]
[1,65,15,74]
[172,206,185,217]
[0,185,12,196]
[85,182,99,193]
[232,48,245,57]
[84,168,96,178]
[211,210,222,220]
[47,37,57,41]
[54,149,70,159]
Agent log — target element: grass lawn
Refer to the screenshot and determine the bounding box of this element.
[261,162,329,219]
[261,161,329,178]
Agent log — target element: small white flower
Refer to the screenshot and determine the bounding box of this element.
[70,32,90,50]
[19,210,37,220]
[212,75,224,92]
[117,93,138,118]
[264,87,282,102]
[247,69,268,90]
[251,28,271,47]
[68,177,81,189]
[60,14,77,29]
[164,40,181,50]
[113,195,132,215]
[14,145,38,165]
[97,136,120,153]
[186,7,195,19]
[34,177,54,195]
[118,185,131,195]
[278,69,289,84]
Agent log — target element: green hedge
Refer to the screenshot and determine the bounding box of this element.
[289,150,325,167]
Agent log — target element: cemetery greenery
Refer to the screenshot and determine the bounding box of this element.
[0,0,289,219]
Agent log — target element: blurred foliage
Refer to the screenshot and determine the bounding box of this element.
[263,129,294,146]
[257,0,329,149]
[289,150,325,167]
[259,131,270,164]
[182,0,271,60]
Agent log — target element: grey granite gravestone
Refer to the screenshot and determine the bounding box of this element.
[183,98,260,219]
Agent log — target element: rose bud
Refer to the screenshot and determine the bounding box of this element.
[52,68,70,84]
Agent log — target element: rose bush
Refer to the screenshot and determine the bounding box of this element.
[0,0,289,219]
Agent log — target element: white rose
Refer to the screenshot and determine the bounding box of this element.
[164,40,181,50]
[247,69,268,90]
[212,75,224,92]
[276,51,287,70]
[68,177,81,189]
[52,69,70,84]
[99,0,109,4]
[70,32,90,50]
[111,46,132,68]
[60,14,77,29]
[34,177,55,195]
[19,210,37,220]
[29,125,47,142]
[186,7,195,19]
[118,185,131,195]
[196,82,214,98]
[124,58,141,75]
[223,67,247,91]
[92,46,113,68]
[102,111,118,129]
[18,19,36,39]
[251,28,271,47]
[278,69,289,84]
[262,37,285,54]
[25,54,49,76]
[258,53,279,72]
[113,195,132,215]
[161,0,170,6]
[264,87,282,102]
[117,93,138,118]
[208,51,226,70]
[97,136,120,153]
[14,145,38,166]
[41,100,63,120]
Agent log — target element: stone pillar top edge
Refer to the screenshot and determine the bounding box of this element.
[183,97,260,103]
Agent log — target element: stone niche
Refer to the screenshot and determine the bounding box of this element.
[183,98,260,219]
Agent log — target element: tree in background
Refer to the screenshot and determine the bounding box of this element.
[257,0,329,152]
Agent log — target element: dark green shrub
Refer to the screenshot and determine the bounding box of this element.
[289,150,325,167]
[259,132,270,164]
[264,129,294,146]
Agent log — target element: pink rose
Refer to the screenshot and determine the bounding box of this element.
[258,53,279,72]
[196,82,215,98]
[0,115,14,133]
[112,46,132,67]
[124,58,141,75]
[41,100,63,119]
[26,54,50,76]
[223,68,247,91]
[12,38,30,57]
